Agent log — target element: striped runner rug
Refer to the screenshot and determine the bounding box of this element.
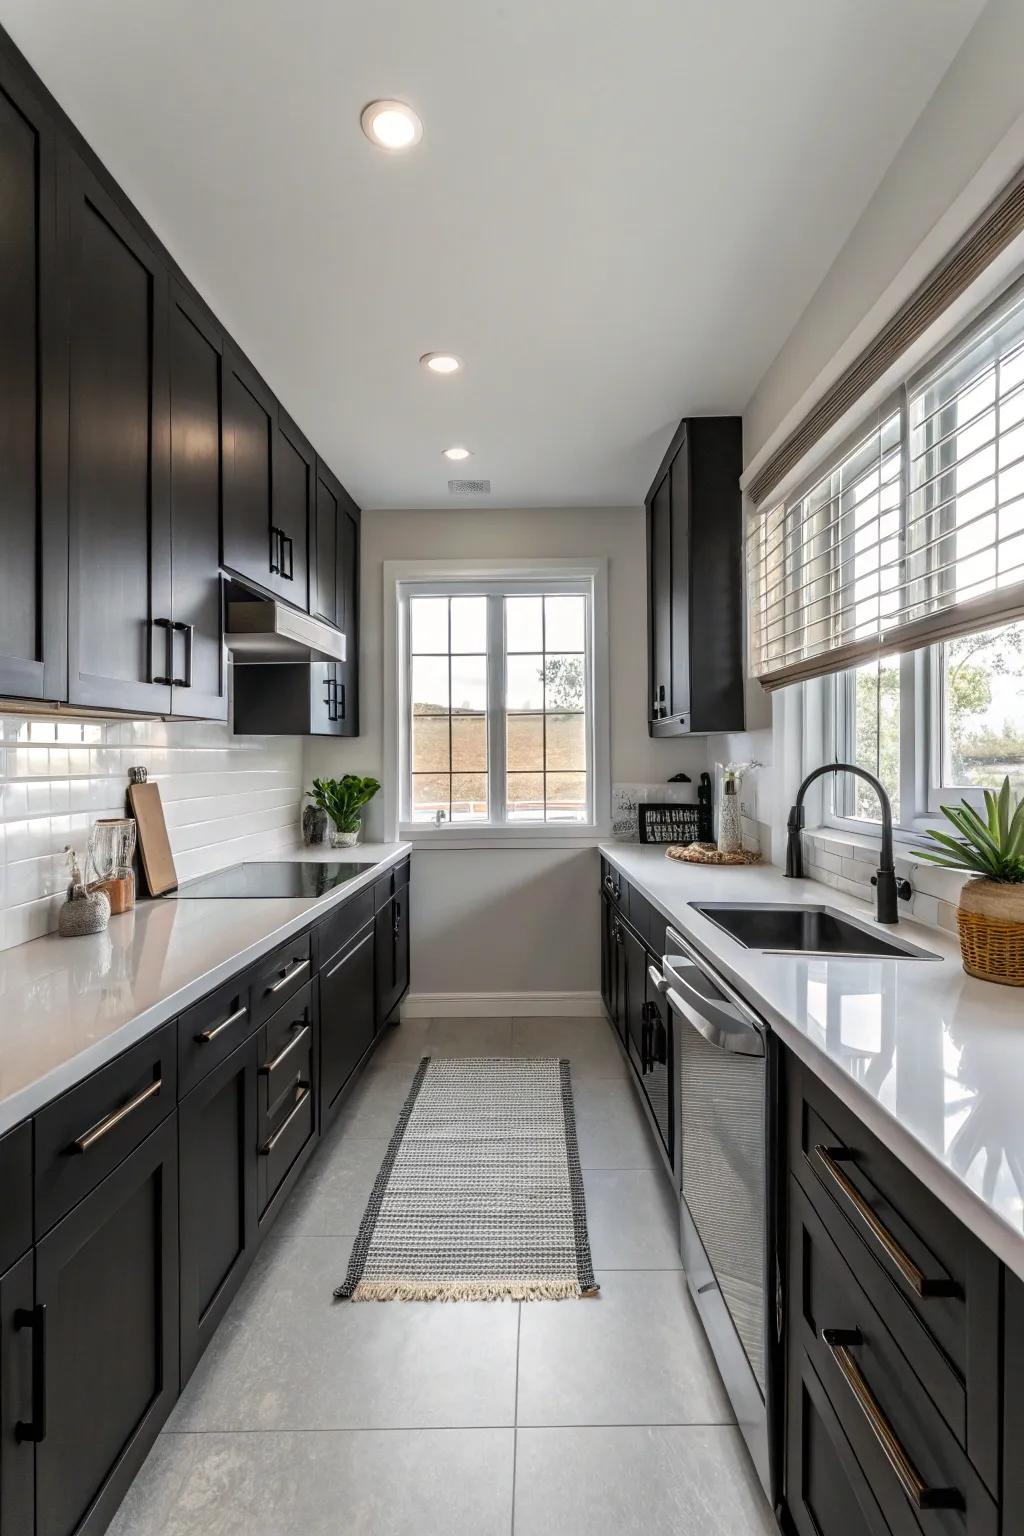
[334,1057,598,1302]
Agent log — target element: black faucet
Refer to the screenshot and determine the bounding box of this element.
[785,763,910,925]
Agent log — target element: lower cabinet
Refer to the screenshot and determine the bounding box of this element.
[320,920,376,1122]
[34,1114,179,1536]
[178,1036,258,1385]
[257,985,317,1219]
[375,888,410,1027]
[0,1248,35,1536]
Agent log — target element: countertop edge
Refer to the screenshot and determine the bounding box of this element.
[598,842,1024,1285]
[0,843,411,1137]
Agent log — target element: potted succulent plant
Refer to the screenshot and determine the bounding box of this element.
[307,775,381,849]
[915,775,1024,986]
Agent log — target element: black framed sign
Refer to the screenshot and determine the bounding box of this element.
[638,802,704,845]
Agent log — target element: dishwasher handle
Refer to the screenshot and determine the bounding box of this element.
[664,953,765,1057]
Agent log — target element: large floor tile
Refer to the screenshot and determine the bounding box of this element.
[335,1061,419,1136]
[373,1018,430,1063]
[516,1270,733,1427]
[271,1126,389,1239]
[572,1076,661,1170]
[109,1428,514,1536]
[423,1017,514,1057]
[513,1426,775,1536]
[512,1017,626,1078]
[170,1236,520,1431]
[582,1170,681,1269]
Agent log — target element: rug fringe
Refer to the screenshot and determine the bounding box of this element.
[348,1278,590,1302]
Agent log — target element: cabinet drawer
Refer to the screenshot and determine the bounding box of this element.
[373,857,411,913]
[599,858,625,909]
[178,971,254,1096]
[316,885,374,969]
[627,888,663,953]
[787,1055,999,1489]
[788,1174,997,1536]
[258,981,314,1109]
[0,1121,32,1273]
[258,1073,315,1216]
[251,932,312,1026]
[35,1021,177,1236]
[786,1341,892,1536]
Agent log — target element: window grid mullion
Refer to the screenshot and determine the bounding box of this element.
[488,594,507,825]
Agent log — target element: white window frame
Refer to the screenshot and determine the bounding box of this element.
[383,559,611,847]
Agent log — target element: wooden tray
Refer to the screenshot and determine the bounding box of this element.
[127,781,178,896]
[666,841,760,867]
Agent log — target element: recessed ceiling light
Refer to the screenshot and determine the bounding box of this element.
[420,352,463,375]
[443,446,471,461]
[360,100,422,151]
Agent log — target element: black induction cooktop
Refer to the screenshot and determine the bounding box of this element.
[171,861,368,899]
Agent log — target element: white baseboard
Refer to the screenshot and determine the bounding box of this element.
[400,991,604,1019]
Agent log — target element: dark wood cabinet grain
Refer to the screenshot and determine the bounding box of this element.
[0,50,67,702]
[646,416,743,735]
[178,1036,257,1385]
[34,1115,179,1536]
[168,283,228,719]
[64,150,172,714]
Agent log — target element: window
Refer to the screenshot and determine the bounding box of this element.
[828,615,1024,827]
[394,569,604,834]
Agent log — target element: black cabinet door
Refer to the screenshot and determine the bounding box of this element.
[34,1114,178,1536]
[168,283,227,720]
[272,411,311,608]
[648,470,671,724]
[320,920,376,1121]
[642,976,672,1161]
[178,1036,257,1386]
[622,923,647,1069]
[311,458,340,625]
[0,1250,35,1536]
[221,344,277,594]
[668,441,691,718]
[0,51,67,703]
[335,495,360,736]
[64,150,172,714]
[375,891,410,1028]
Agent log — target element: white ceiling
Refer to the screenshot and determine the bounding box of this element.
[1,0,987,509]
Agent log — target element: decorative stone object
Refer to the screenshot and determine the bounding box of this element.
[302,803,329,846]
[58,847,110,936]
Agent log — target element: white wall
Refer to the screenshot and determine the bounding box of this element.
[744,0,1024,468]
[0,711,302,951]
[306,505,707,1002]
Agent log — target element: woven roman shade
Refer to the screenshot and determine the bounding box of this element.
[749,281,1024,689]
[747,166,1024,512]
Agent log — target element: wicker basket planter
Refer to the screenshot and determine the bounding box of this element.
[956,878,1024,987]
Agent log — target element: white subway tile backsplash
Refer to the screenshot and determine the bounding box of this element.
[0,711,303,953]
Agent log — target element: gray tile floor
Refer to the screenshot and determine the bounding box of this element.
[111,1018,776,1536]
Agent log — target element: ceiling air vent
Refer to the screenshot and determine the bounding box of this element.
[448,478,491,496]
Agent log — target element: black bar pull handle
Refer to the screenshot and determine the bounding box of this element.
[15,1304,46,1443]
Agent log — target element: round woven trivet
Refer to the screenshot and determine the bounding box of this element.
[666,842,760,866]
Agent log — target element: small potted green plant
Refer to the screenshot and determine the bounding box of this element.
[914,775,1024,986]
[306,775,381,849]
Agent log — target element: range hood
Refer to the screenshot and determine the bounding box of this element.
[225,599,345,664]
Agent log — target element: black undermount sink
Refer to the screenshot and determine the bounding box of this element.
[690,902,938,960]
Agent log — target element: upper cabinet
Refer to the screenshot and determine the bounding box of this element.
[646,416,744,736]
[168,284,228,720]
[64,151,173,715]
[221,346,277,597]
[312,457,360,736]
[0,54,67,702]
[273,411,311,608]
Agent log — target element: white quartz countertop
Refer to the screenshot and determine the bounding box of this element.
[0,842,410,1136]
[599,842,1024,1283]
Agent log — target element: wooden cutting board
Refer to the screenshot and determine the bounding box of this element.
[127,781,178,896]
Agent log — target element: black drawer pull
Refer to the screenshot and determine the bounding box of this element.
[196,1005,248,1043]
[602,874,620,900]
[72,1078,162,1153]
[260,1023,310,1076]
[266,957,309,995]
[14,1304,46,1443]
[812,1145,958,1298]
[822,1329,961,1511]
[259,1084,311,1155]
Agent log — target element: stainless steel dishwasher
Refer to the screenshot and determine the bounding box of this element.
[660,926,773,1501]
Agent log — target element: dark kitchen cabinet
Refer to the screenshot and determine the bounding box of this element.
[646,416,743,735]
[272,410,311,608]
[178,1036,258,1385]
[34,1114,179,1536]
[0,45,67,703]
[232,659,347,737]
[257,985,317,1220]
[168,283,228,720]
[376,888,410,1028]
[64,149,173,714]
[320,919,376,1122]
[0,1250,35,1536]
[221,345,277,597]
[311,458,361,735]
